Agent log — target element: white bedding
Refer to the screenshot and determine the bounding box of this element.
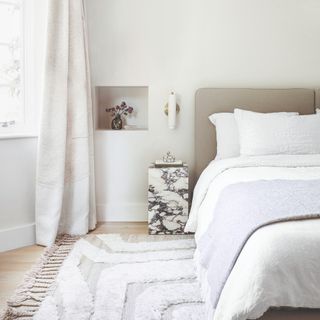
[188,155,320,320]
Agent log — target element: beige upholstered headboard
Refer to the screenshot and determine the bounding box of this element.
[195,88,320,180]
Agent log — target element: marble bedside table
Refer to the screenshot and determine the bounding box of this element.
[148,164,189,234]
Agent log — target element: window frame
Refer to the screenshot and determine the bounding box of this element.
[0,0,38,139]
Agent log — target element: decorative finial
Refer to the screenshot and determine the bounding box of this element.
[163,151,176,163]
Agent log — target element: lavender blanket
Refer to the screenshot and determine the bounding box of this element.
[198,179,320,308]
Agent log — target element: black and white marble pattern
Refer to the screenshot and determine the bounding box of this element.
[148,166,189,234]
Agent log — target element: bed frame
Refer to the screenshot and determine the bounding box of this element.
[195,88,320,180]
[194,88,320,320]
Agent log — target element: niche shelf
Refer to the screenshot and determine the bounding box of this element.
[94,86,148,131]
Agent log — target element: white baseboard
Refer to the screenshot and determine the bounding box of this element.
[97,202,148,222]
[0,223,36,252]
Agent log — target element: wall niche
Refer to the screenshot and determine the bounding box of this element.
[95,86,148,131]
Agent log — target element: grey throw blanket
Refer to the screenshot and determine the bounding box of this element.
[198,179,320,308]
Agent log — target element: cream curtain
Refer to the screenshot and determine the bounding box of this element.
[36,0,96,246]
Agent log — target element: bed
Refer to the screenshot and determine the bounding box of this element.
[188,88,320,320]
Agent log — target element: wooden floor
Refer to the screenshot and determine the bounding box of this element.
[0,222,148,310]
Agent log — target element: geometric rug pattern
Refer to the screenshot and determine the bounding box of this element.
[2,234,206,320]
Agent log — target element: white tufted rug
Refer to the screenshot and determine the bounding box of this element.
[3,234,206,320]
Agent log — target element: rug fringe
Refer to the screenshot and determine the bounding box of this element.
[1,235,79,320]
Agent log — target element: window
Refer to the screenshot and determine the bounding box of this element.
[0,0,37,137]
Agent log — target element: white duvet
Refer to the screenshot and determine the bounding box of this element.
[186,155,320,320]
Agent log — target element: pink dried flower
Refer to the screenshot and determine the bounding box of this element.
[105,101,134,118]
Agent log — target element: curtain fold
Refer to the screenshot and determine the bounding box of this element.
[36,0,96,246]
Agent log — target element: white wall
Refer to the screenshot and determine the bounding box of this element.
[0,139,37,228]
[0,138,37,251]
[86,0,320,221]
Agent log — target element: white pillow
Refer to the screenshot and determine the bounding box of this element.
[317,108,320,114]
[209,111,298,159]
[235,108,320,156]
[209,113,239,159]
